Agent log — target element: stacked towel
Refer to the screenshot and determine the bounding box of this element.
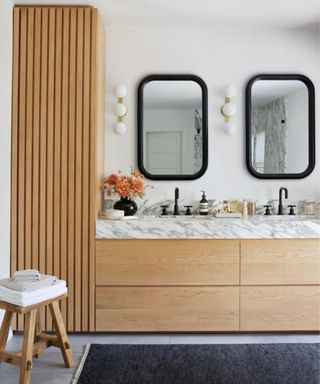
[13,269,40,281]
[0,271,67,307]
[1,274,58,292]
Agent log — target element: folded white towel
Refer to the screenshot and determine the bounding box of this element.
[14,269,40,278]
[14,276,40,281]
[1,274,58,292]
[0,280,67,307]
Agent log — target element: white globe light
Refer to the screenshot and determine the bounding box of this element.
[113,85,127,98]
[113,122,127,135]
[114,102,127,117]
[223,122,236,135]
[223,84,236,98]
[222,102,236,117]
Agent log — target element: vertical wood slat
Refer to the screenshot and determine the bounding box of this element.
[89,8,98,332]
[32,8,41,274]
[11,6,104,332]
[82,8,91,331]
[67,8,77,331]
[38,7,49,331]
[45,8,56,331]
[60,7,70,325]
[75,8,84,331]
[11,7,20,330]
[17,8,27,331]
[53,8,62,314]
[25,8,34,271]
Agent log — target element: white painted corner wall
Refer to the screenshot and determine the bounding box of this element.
[0,1,12,328]
[105,26,320,202]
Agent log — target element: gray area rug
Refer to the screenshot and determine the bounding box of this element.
[74,343,320,384]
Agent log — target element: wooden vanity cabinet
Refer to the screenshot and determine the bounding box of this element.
[96,240,240,331]
[11,6,104,332]
[240,239,320,331]
[95,238,320,332]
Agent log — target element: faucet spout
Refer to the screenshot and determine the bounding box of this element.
[278,187,288,215]
[174,187,180,215]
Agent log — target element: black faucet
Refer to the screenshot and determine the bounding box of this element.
[173,187,180,215]
[278,187,288,215]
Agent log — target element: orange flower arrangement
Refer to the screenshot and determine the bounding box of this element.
[103,168,146,199]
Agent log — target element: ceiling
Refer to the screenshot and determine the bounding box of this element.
[12,0,320,29]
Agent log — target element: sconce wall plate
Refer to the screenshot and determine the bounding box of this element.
[113,85,127,135]
[221,84,236,135]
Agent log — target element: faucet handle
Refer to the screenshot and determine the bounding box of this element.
[184,205,193,216]
[288,205,296,216]
[160,205,169,216]
[263,205,272,216]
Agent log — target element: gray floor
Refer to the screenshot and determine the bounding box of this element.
[0,333,319,384]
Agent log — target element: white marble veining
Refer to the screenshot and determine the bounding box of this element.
[96,215,320,239]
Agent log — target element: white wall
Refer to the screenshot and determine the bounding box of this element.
[105,26,320,202]
[0,2,12,326]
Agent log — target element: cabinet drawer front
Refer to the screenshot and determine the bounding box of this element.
[96,240,239,286]
[96,286,239,332]
[241,239,320,285]
[240,286,320,331]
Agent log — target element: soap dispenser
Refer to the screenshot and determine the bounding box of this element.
[199,191,209,216]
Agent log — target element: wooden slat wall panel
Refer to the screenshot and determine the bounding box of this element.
[75,8,84,332]
[17,8,27,331]
[82,8,91,332]
[67,7,76,332]
[39,7,48,330]
[60,6,70,327]
[89,8,97,333]
[11,8,20,330]
[11,6,104,332]
[53,7,63,323]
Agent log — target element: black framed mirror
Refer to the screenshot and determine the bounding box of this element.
[137,74,208,180]
[246,74,315,179]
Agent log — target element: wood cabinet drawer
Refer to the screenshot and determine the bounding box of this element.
[240,286,320,331]
[241,239,320,285]
[96,286,239,332]
[96,240,239,286]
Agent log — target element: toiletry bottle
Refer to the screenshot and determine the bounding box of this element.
[199,191,209,216]
[242,200,248,219]
[247,200,255,216]
[223,200,231,213]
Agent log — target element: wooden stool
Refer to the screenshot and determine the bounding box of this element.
[0,293,73,384]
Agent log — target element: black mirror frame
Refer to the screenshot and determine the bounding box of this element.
[246,74,315,179]
[137,74,208,180]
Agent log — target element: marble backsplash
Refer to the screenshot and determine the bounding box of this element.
[103,198,315,217]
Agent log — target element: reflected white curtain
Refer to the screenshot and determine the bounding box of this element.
[252,96,288,173]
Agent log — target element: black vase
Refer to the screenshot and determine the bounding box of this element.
[114,197,138,216]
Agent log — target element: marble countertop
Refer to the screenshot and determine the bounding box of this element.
[96,215,320,239]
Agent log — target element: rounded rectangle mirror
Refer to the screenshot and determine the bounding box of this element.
[137,74,208,180]
[246,74,315,179]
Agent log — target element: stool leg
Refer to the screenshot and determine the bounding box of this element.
[19,309,36,384]
[0,311,14,357]
[33,309,42,358]
[49,301,74,368]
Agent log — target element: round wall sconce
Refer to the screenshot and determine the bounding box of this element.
[113,85,127,135]
[221,84,237,135]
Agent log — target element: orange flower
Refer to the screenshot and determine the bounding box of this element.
[103,168,146,199]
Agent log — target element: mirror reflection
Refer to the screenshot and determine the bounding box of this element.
[250,80,309,175]
[138,76,208,179]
